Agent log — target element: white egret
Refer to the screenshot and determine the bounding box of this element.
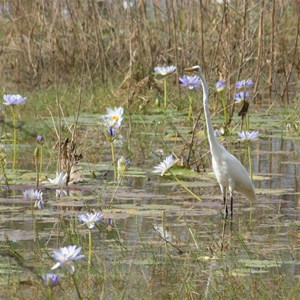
[184,66,256,215]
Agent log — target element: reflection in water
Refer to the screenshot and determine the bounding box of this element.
[0,114,300,298]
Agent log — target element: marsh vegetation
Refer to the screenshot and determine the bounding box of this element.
[0,1,300,299]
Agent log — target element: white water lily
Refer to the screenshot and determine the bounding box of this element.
[34,198,44,209]
[154,65,176,76]
[78,212,104,229]
[51,245,85,273]
[3,94,27,106]
[153,154,178,176]
[42,273,60,288]
[102,107,124,128]
[23,189,43,200]
[47,172,68,185]
[237,131,259,141]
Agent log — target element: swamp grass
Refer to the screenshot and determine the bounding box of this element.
[0,0,300,299]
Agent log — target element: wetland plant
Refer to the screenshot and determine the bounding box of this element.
[101,106,124,181]
[78,212,104,269]
[237,130,260,180]
[179,74,202,120]
[234,79,254,130]
[37,135,44,174]
[42,273,60,300]
[51,245,84,299]
[154,65,176,109]
[215,80,228,125]
[153,154,202,202]
[51,245,85,273]
[3,94,27,170]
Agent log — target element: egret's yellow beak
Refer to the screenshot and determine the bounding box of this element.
[184,67,196,72]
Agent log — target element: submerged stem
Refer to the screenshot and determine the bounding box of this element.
[170,172,202,202]
[220,92,229,124]
[48,287,53,300]
[71,273,82,300]
[163,78,167,109]
[12,106,17,170]
[88,229,92,270]
[247,142,253,180]
[188,92,193,120]
[110,141,117,181]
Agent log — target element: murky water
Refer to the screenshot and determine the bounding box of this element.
[0,109,299,298]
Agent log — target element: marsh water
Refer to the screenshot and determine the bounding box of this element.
[0,107,300,299]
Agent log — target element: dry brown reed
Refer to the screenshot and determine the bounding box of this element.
[0,0,299,104]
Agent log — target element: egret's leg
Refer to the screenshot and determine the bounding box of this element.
[230,192,233,216]
[220,186,228,215]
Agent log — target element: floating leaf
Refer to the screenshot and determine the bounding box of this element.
[239,259,282,268]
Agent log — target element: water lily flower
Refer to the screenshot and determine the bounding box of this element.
[102,107,124,128]
[234,91,250,103]
[47,172,67,185]
[153,154,178,176]
[216,0,230,4]
[0,3,10,18]
[34,198,44,209]
[42,273,60,288]
[37,135,44,144]
[214,129,225,137]
[51,245,85,273]
[78,212,104,229]
[107,218,113,226]
[123,0,134,9]
[215,80,226,92]
[154,65,176,76]
[23,189,43,200]
[179,75,202,89]
[237,131,259,141]
[235,79,254,89]
[3,94,27,105]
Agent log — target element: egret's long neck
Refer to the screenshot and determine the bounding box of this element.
[198,71,220,151]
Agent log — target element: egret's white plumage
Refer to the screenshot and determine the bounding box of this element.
[184,65,256,214]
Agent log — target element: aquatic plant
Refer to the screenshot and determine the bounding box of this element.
[78,212,103,268]
[237,131,260,179]
[42,273,60,287]
[215,80,226,92]
[215,80,228,125]
[23,189,43,200]
[78,212,104,229]
[235,79,254,89]
[42,273,60,300]
[101,107,124,128]
[37,135,44,174]
[154,65,176,109]
[234,79,254,130]
[153,154,202,202]
[47,172,67,186]
[153,154,178,176]
[179,75,201,90]
[117,156,128,184]
[154,66,176,76]
[0,144,9,188]
[34,198,44,209]
[102,107,125,181]
[237,131,259,141]
[234,91,250,103]
[51,245,85,273]
[3,94,27,170]
[179,75,201,119]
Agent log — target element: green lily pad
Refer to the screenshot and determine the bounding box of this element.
[239,259,282,268]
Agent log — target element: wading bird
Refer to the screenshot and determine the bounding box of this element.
[184,66,256,215]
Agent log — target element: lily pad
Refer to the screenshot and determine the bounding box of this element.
[239,259,282,268]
